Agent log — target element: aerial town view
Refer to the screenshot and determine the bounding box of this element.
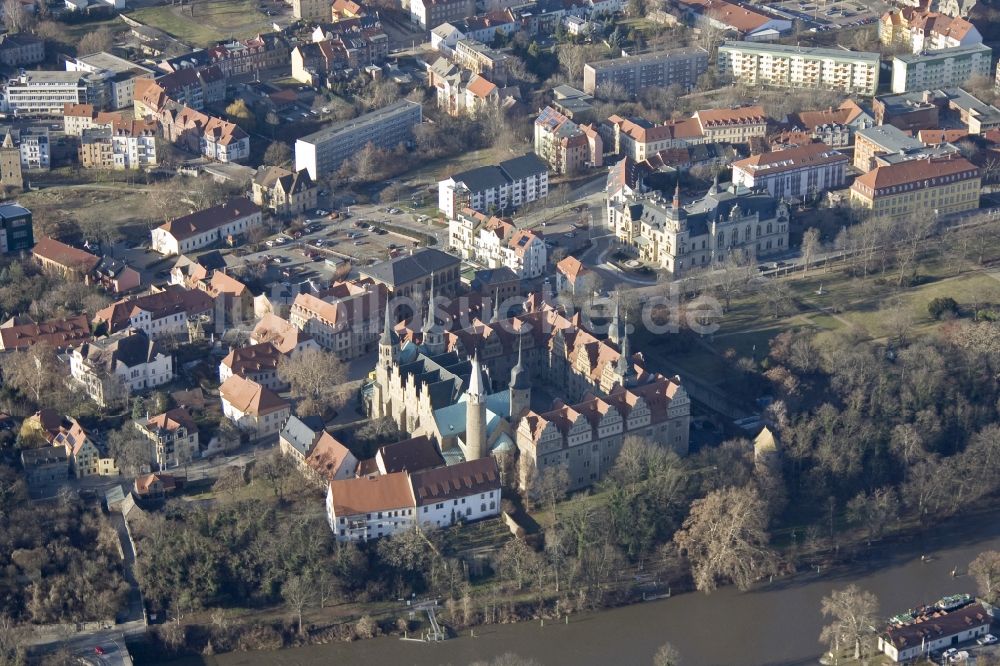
[4,0,1000,662]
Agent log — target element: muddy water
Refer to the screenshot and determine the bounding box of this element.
[182,513,1000,666]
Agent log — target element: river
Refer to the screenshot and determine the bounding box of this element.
[168,512,1000,666]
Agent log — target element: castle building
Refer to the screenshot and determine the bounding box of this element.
[369,292,691,490]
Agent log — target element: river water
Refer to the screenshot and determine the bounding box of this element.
[175,513,1000,666]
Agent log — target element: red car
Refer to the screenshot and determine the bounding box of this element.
[94,646,105,655]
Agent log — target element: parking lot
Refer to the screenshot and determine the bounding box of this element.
[760,0,887,29]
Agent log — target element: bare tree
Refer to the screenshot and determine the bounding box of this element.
[846,487,899,541]
[106,424,151,476]
[673,485,779,592]
[256,449,294,500]
[801,227,822,272]
[969,550,1000,604]
[212,466,245,501]
[653,642,682,666]
[282,574,314,635]
[2,0,30,33]
[819,585,879,661]
[77,26,113,55]
[278,348,348,417]
[1,343,63,407]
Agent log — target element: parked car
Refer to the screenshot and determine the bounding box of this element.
[978,634,998,645]
[949,651,969,663]
[265,240,276,247]
[942,648,958,661]
[316,209,328,216]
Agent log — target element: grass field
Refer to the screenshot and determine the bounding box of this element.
[128,0,272,48]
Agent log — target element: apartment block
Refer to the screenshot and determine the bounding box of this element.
[16,128,49,170]
[534,106,602,175]
[854,125,925,171]
[731,142,848,199]
[438,152,548,218]
[891,44,992,93]
[65,51,156,109]
[582,46,708,97]
[79,119,159,170]
[448,209,547,278]
[850,155,980,220]
[717,41,880,96]
[294,100,422,180]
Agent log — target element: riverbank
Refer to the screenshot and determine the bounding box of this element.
[147,507,1000,666]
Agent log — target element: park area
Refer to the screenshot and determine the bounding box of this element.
[127,0,274,48]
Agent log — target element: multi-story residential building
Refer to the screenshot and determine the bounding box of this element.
[289,280,386,360]
[326,457,501,541]
[607,179,790,274]
[70,330,173,407]
[427,57,506,118]
[582,46,708,97]
[731,142,848,199]
[873,91,941,133]
[891,44,991,93]
[0,314,91,352]
[0,33,43,68]
[717,42,880,96]
[135,407,200,469]
[0,203,34,254]
[410,0,476,29]
[677,0,791,41]
[453,39,509,85]
[65,52,156,109]
[206,34,289,77]
[134,68,227,113]
[23,409,117,477]
[295,100,423,179]
[448,209,547,278]
[62,103,124,136]
[691,105,769,144]
[785,99,874,147]
[358,247,462,299]
[151,197,262,255]
[16,128,49,171]
[438,152,549,218]
[1,71,88,116]
[219,342,286,390]
[849,154,980,220]
[880,7,982,55]
[79,119,159,170]
[219,374,291,441]
[607,115,703,160]
[94,284,214,337]
[534,106,602,174]
[251,167,318,216]
[0,131,21,190]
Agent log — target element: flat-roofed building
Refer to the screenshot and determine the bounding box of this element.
[294,100,422,180]
[717,41,880,96]
[731,142,848,199]
[582,46,708,97]
[2,71,89,116]
[891,44,992,93]
[854,125,925,171]
[849,154,980,220]
[438,152,548,218]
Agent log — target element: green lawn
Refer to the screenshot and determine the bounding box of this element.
[127,0,272,48]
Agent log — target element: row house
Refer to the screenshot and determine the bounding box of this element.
[731,142,848,199]
[94,284,215,338]
[327,457,500,541]
[70,329,173,407]
[134,406,200,469]
[206,34,290,77]
[438,152,548,218]
[289,280,387,360]
[534,106,602,174]
[448,208,547,278]
[79,119,160,170]
[251,166,318,216]
[135,67,226,113]
[151,197,262,255]
[849,154,980,221]
[691,105,769,144]
[62,103,124,136]
[219,374,290,441]
[880,7,982,55]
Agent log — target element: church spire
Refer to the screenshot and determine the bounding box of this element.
[491,287,501,323]
[380,298,397,346]
[672,177,681,210]
[422,272,436,334]
[616,312,637,387]
[468,352,486,400]
[510,336,528,389]
[708,171,719,195]
[609,292,623,345]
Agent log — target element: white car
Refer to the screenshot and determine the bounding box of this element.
[978,634,998,645]
[949,650,969,663]
[265,240,275,247]
[942,648,958,660]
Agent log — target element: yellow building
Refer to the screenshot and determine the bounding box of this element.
[849,155,980,220]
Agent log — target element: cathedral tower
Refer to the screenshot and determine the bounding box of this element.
[465,353,488,461]
[509,337,530,421]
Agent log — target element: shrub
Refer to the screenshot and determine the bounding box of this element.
[928,297,959,320]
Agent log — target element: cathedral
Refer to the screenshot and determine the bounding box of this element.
[368,282,692,492]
